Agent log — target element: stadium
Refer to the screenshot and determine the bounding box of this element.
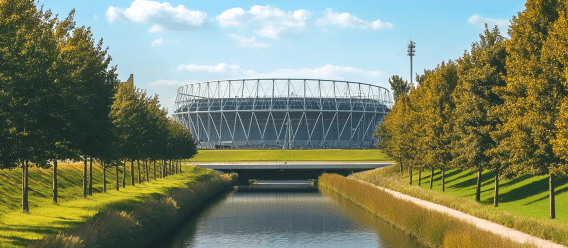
[173,79,392,149]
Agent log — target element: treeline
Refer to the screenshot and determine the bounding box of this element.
[0,0,197,213]
[377,0,568,219]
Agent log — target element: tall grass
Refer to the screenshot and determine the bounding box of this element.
[352,166,568,246]
[29,173,237,248]
[318,173,534,248]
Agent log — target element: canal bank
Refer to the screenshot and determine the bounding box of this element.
[318,173,539,248]
[160,180,425,248]
[28,170,237,248]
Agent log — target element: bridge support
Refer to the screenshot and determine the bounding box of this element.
[237,176,249,186]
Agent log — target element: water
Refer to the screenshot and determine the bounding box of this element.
[161,180,424,248]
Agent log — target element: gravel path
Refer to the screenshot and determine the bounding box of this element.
[356,179,566,248]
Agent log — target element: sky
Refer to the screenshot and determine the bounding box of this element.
[41,0,527,113]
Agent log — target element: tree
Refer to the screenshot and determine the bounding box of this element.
[0,0,60,213]
[389,75,411,103]
[420,61,459,192]
[453,25,508,204]
[493,0,567,219]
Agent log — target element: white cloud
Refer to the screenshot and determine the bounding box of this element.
[177,63,256,75]
[216,5,310,39]
[228,34,270,47]
[316,8,393,30]
[468,14,509,30]
[251,65,383,82]
[176,63,385,86]
[151,38,180,47]
[106,0,207,32]
[151,38,164,46]
[148,79,181,87]
[148,24,165,33]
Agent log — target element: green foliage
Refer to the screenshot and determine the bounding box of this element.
[110,76,197,163]
[453,25,507,172]
[388,75,410,101]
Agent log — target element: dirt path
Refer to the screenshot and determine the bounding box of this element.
[356,179,566,248]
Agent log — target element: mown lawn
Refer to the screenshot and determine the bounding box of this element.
[411,168,568,222]
[187,149,390,162]
[0,163,215,248]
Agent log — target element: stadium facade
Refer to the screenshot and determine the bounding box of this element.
[173,79,392,149]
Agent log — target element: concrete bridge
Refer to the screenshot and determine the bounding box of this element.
[189,161,394,185]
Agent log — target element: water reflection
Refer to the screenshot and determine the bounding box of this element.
[161,180,423,248]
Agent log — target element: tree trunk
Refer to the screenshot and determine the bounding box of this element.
[179,160,182,173]
[103,161,106,193]
[53,160,58,204]
[399,160,403,173]
[161,160,164,178]
[83,158,87,198]
[153,160,156,180]
[22,160,29,213]
[89,158,93,196]
[408,166,412,185]
[441,168,445,192]
[115,162,119,191]
[494,169,499,207]
[131,160,135,186]
[137,159,141,184]
[122,161,126,188]
[429,168,434,189]
[476,168,482,202]
[550,174,556,219]
[418,169,422,186]
[145,160,149,182]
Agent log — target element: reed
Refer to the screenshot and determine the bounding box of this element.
[352,166,568,246]
[29,173,237,248]
[319,173,534,248]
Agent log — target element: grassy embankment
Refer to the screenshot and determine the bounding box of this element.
[187,149,391,162]
[0,162,234,248]
[353,165,568,246]
[319,173,533,248]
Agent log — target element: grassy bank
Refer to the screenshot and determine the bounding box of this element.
[29,172,237,248]
[187,149,390,162]
[318,173,532,248]
[0,163,221,248]
[353,166,568,246]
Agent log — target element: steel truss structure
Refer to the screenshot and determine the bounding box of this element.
[173,79,392,149]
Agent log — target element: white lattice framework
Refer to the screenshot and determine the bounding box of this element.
[173,79,392,149]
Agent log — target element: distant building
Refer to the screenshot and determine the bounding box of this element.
[173,79,392,149]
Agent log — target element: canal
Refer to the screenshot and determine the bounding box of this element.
[161,180,424,248]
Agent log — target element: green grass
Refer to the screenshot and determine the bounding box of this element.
[409,169,568,221]
[0,162,215,248]
[353,165,568,245]
[187,149,391,162]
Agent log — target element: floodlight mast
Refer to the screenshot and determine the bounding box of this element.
[407,39,416,86]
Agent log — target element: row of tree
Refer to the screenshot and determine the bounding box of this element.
[377,0,568,219]
[0,0,197,213]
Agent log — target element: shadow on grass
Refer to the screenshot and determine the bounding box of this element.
[443,170,475,185]
[451,170,494,190]
[498,176,568,203]
[521,177,568,206]
[0,222,75,248]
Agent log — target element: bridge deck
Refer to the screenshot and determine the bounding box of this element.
[189,161,394,170]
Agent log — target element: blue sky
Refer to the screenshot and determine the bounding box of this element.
[41,0,526,112]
